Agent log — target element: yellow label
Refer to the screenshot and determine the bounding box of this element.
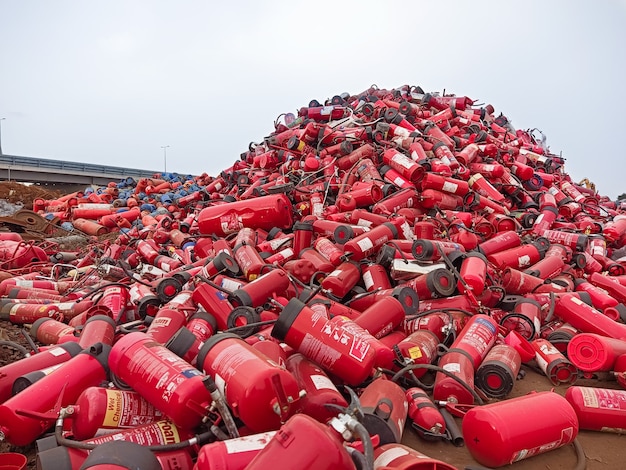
[157,420,181,445]
[408,346,423,360]
[102,390,123,427]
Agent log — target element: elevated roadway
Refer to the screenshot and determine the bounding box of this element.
[0,154,160,187]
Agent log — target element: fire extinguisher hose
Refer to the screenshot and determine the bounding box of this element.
[463,437,586,469]
[54,410,214,451]
[0,340,30,358]
[390,364,484,405]
[347,419,374,470]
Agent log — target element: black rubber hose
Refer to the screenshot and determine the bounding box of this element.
[55,414,213,451]
[0,340,30,358]
[391,364,484,405]
[352,421,374,470]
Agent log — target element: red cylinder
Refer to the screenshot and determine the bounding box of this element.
[433,314,498,404]
[108,332,212,430]
[359,377,408,445]
[475,343,521,398]
[197,333,300,432]
[77,441,161,470]
[70,386,164,440]
[353,296,406,339]
[230,269,290,308]
[499,298,542,340]
[244,414,355,470]
[565,386,626,432]
[567,333,626,372]
[272,298,377,386]
[463,391,578,468]
[405,387,446,439]
[477,230,521,257]
[192,282,237,331]
[531,337,578,385]
[382,148,424,183]
[194,431,277,470]
[394,330,440,377]
[146,291,195,344]
[555,293,626,339]
[342,219,404,261]
[420,173,469,196]
[320,261,361,299]
[487,242,544,270]
[0,342,82,404]
[372,443,457,469]
[457,252,487,295]
[285,353,347,424]
[197,194,293,237]
[29,317,75,345]
[403,268,456,300]
[362,263,392,292]
[78,314,117,348]
[0,344,110,446]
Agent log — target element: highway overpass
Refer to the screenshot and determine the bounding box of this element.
[0,153,160,187]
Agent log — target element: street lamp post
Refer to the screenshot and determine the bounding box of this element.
[161,145,170,173]
[0,118,5,155]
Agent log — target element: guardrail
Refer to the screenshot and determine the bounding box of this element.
[0,154,159,178]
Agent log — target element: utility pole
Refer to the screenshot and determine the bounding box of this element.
[161,145,170,173]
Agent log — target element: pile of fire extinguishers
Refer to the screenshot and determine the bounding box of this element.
[2,83,626,469]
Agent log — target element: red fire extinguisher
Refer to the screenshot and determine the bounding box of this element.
[285,353,348,424]
[359,377,408,445]
[463,391,578,468]
[108,332,213,431]
[196,333,301,433]
[197,194,293,237]
[433,314,498,405]
[69,386,164,440]
[0,342,82,404]
[565,386,626,432]
[194,431,277,470]
[0,343,110,446]
[405,387,446,440]
[243,413,362,470]
[372,443,457,469]
[272,298,378,386]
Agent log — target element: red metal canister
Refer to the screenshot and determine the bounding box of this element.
[463,391,578,468]
[197,333,300,432]
[272,298,377,386]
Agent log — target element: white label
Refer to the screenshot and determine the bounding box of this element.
[392,153,413,170]
[393,176,406,186]
[220,278,243,292]
[214,373,226,397]
[374,447,410,467]
[518,255,531,267]
[224,431,276,454]
[356,237,374,253]
[442,181,459,194]
[48,347,67,357]
[356,218,373,228]
[327,269,342,279]
[310,374,338,391]
[443,362,461,373]
[362,270,374,289]
[15,280,34,288]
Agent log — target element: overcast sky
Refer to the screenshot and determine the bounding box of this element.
[1,1,625,198]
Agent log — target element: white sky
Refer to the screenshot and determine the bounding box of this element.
[1,1,625,198]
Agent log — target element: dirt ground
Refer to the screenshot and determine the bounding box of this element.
[0,181,62,211]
